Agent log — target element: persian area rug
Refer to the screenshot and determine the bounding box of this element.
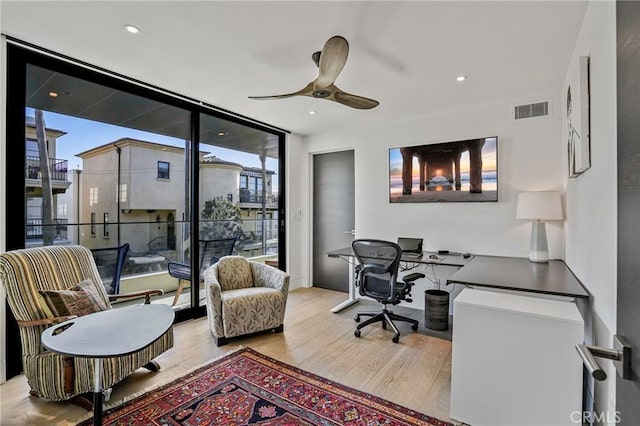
[79,347,452,425]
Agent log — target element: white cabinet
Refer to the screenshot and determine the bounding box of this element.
[451,288,584,426]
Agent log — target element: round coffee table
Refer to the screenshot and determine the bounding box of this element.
[41,304,174,426]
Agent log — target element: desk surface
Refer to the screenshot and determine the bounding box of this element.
[41,304,174,358]
[327,247,475,268]
[446,256,589,299]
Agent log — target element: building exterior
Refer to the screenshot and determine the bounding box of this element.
[24,117,71,247]
[76,138,278,258]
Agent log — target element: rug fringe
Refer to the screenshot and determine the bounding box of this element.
[74,346,247,424]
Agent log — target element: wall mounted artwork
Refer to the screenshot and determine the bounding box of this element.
[389,136,498,203]
[565,55,591,178]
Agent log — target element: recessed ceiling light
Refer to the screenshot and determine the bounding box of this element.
[309,110,317,115]
[456,75,467,82]
[218,132,226,136]
[124,24,141,34]
[48,91,58,98]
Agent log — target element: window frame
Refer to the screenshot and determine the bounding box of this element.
[157,161,170,179]
[90,212,96,237]
[103,212,109,238]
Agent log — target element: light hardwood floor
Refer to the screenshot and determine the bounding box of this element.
[0,287,453,425]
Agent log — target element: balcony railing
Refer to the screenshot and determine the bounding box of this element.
[238,189,278,204]
[26,218,68,239]
[26,156,69,181]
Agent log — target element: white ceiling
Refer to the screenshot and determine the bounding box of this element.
[1,1,588,136]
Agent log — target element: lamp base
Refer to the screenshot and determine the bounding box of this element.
[529,221,549,263]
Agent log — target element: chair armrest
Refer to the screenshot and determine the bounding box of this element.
[17,315,78,327]
[251,262,289,292]
[203,265,225,338]
[402,272,425,284]
[109,289,164,305]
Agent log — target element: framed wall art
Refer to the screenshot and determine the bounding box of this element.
[389,136,498,203]
[565,55,591,177]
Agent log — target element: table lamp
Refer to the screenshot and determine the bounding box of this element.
[516,191,563,262]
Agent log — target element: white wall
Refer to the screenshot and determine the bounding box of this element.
[285,133,309,290]
[303,94,564,261]
[562,1,617,421]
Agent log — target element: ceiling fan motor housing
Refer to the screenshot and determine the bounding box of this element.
[312,89,331,98]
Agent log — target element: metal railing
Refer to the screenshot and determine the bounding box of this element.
[26,218,68,239]
[26,156,69,181]
[238,189,278,204]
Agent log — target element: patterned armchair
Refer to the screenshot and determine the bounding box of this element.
[0,245,174,404]
[204,256,289,346]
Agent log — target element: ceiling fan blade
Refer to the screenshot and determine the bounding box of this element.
[315,36,349,89]
[249,82,313,100]
[330,85,380,110]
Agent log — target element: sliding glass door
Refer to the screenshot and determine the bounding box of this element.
[196,113,284,306]
[5,44,286,319]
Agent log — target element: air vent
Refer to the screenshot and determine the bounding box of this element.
[515,101,549,120]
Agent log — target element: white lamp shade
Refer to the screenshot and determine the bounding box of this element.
[516,192,563,221]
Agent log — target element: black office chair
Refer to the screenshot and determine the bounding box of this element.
[91,243,130,294]
[168,238,236,305]
[352,239,425,343]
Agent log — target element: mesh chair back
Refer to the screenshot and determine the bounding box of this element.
[91,243,130,294]
[352,239,402,302]
[199,238,236,275]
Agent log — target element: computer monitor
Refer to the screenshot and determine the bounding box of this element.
[397,237,423,254]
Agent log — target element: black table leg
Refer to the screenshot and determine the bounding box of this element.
[93,358,103,426]
[93,390,103,425]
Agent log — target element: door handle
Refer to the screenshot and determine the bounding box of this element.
[575,335,631,381]
[344,230,355,235]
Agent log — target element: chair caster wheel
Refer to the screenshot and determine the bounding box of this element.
[392,335,400,343]
[411,324,418,331]
[354,315,360,323]
[354,329,361,338]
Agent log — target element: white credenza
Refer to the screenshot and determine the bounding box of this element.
[451,288,584,426]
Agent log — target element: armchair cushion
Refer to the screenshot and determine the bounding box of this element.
[40,279,108,317]
[221,287,286,338]
[216,256,254,290]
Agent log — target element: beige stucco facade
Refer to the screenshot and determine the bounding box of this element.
[76,138,278,256]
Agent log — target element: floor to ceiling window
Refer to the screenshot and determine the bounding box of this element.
[196,113,283,307]
[6,43,286,315]
[22,63,194,310]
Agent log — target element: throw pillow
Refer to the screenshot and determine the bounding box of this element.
[71,279,109,311]
[39,279,108,317]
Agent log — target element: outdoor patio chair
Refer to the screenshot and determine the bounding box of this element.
[168,238,236,305]
[90,243,129,294]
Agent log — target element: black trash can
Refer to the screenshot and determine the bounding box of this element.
[425,289,450,331]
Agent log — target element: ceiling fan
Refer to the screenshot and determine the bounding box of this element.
[249,36,379,110]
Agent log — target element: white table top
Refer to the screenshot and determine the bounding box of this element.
[41,304,174,358]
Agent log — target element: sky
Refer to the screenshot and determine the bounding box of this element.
[29,108,280,177]
[389,137,497,178]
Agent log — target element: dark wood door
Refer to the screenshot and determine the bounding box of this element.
[616,2,640,422]
[312,150,355,292]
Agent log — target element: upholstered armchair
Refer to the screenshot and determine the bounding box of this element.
[204,256,289,346]
[0,245,173,405]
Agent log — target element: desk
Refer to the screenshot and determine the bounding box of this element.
[41,304,174,426]
[326,247,474,312]
[446,255,589,299]
[326,249,589,312]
